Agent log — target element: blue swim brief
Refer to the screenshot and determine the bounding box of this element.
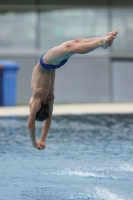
[40,52,68,70]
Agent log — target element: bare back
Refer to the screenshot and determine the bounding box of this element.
[31,62,55,101]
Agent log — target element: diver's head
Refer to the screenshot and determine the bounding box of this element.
[35,102,50,121]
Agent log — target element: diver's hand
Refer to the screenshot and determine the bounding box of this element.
[32,141,37,148]
[36,139,46,150]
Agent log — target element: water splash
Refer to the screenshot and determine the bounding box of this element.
[118,162,133,172]
[95,187,125,200]
[51,169,106,179]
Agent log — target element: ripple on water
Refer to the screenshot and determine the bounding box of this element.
[0,114,133,200]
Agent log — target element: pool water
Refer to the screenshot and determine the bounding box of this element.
[0,114,133,200]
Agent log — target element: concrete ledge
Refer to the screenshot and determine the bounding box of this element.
[0,103,133,116]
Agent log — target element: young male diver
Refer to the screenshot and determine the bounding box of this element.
[28,30,118,150]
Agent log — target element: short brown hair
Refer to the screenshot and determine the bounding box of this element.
[35,102,50,121]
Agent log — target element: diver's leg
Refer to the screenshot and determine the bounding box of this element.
[43,34,116,64]
[64,34,116,54]
[69,30,118,45]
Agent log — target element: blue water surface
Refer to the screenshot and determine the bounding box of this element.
[0,114,133,200]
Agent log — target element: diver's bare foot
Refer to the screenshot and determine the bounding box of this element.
[106,30,118,46]
[101,35,116,49]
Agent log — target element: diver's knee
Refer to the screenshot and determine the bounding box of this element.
[73,38,82,43]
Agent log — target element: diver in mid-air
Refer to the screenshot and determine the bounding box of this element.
[28,30,118,150]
